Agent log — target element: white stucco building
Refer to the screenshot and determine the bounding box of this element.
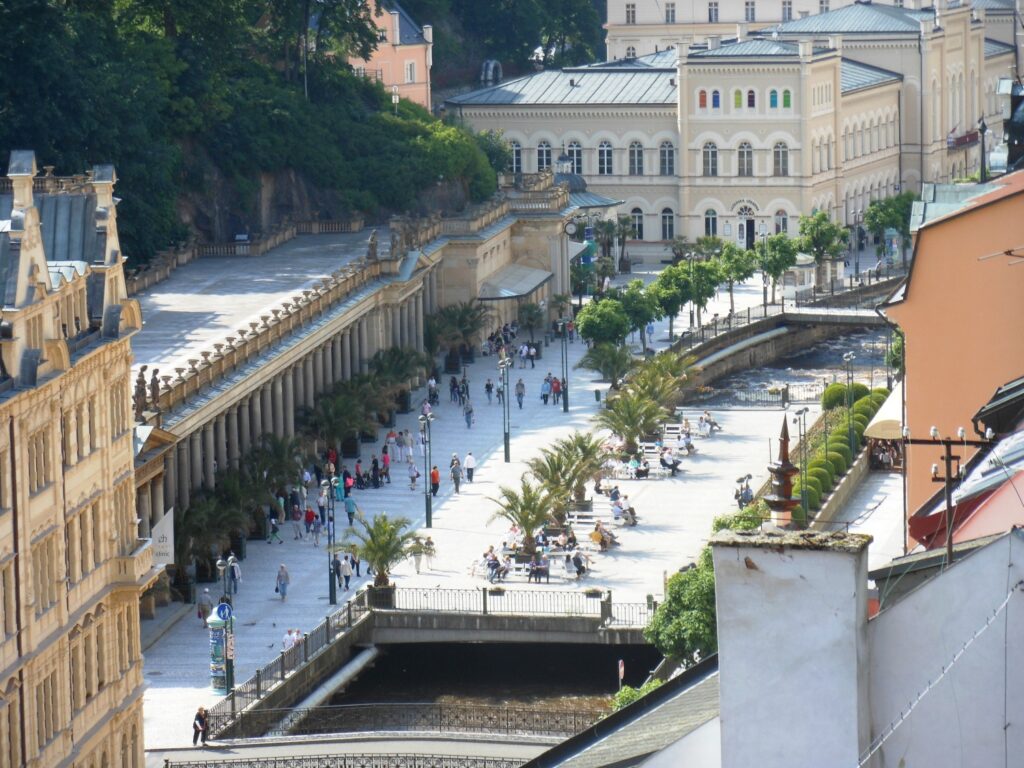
[447,1,1014,253]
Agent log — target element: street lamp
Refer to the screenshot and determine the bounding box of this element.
[498,357,514,462]
[326,482,337,605]
[978,116,988,183]
[391,85,399,116]
[792,407,809,524]
[843,351,857,454]
[418,413,435,528]
[759,222,769,309]
[686,252,696,327]
[213,557,235,692]
[557,318,570,413]
[848,209,863,278]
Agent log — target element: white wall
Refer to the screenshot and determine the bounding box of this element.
[643,715,722,767]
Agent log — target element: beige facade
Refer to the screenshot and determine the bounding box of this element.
[0,152,155,767]
[348,0,433,109]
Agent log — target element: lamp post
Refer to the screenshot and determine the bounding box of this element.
[792,407,809,523]
[418,413,435,527]
[849,209,863,278]
[759,223,769,309]
[843,351,857,454]
[326,483,337,605]
[557,318,570,413]
[498,357,513,462]
[391,85,399,116]
[902,426,993,565]
[978,116,988,183]
[213,558,235,693]
[686,252,696,327]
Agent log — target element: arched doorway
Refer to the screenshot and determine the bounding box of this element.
[737,205,756,250]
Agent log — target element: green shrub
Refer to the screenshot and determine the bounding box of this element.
[870,392,888,408]
[791,502,808,528]
[792,482,821,510]
[871,387,891,398]
[853,401,877,420]
[828,441,853,467]
[821,383,848,410]
[802,475,823,497]
[808,467,833,492]
[612,679,664,711]
[808,459,835,485]
[826,451,848,475]
[853,413,870,430]
[850,382,870,402]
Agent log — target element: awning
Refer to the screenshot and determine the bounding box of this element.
[479,264,553,301]
[569,191,623,209]
[865,380,903,440]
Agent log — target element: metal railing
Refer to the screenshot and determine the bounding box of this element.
[695,381,825,408]
[165,754,528,768]
[392,587,607,617]
[673,303,784,353]
[608,602,654,627]
[221,702,604,739]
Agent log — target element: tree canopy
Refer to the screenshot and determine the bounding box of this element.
[576,299,632,347]
[798,211,848,264]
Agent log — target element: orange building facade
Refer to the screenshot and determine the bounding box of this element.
[883,171,1024,527]
[349,0,433,109]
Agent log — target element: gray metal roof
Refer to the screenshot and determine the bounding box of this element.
[690,39,824,57]
[448,69,676,106]
[972,0,1014,10]
[569,191,623,209]
[984,37,1014,58]
[35,193,101,264]
[770,2,933,34]
[0,233,16,307]
[581,48,679,69]
[841,58,902,93]
[382,0,426,45]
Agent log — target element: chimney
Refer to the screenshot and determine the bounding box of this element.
[89,164,117,209]
[7,150,37,211]
[798,38,814,60]
[707,35,721,50]
[799,9,810,17]
[390,10,400,44]
[712,530,872,768]
[736,22,748,41]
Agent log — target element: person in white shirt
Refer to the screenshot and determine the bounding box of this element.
[464,452,477,482]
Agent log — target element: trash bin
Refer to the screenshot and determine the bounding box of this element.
[594,389,601,402]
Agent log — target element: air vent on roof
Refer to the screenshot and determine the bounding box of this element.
[569,78,576,87]
[670,78,676,87]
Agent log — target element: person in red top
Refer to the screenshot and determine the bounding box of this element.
[551,377,562,405]
[429,466,440,497]
[304,506,316,536]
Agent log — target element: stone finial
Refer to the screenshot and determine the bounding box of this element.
[134,367,148,419]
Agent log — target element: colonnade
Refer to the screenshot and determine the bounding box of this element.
[140,282,435,529]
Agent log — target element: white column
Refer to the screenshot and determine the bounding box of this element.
[203,423,216,489]
[151,477,165,527]
[227,407,240,469]
[272,376,285,436]
[251,390,263,444]
[189,431,202,491]
[358,317,369,373]
[214,414,228,476]
[164,450,177,518]
[283,369,295,438]
[239,398,251,456]
[137,484,152,538]
[261,385,273,437]
[342,330,352,380]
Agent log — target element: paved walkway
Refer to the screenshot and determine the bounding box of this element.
[142,273,817,749]
[829,469,906,573]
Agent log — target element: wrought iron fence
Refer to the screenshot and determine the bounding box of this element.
[693,381,825,408]
[225,702,603,739]
[608,602,653,627]
[165,754,527,768]
[674,303,783,352]
[392,587,605,617]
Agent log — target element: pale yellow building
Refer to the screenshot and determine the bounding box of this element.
[0,152,156,768]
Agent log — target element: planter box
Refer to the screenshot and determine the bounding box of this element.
[443,351,461,374]
[367,586,396,609]
[360,430,377,444]
[341,436,360,458]
[395,390,412,414]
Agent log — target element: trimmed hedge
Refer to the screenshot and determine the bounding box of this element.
[792,482,821,510]
[808,459,835,486]
[853,414,870,431]
[851,382,870,402]
[821,383,848,410]
[853,402,877,420]
[871,387,891,398]
[808,467,833,492]
[803,475,823,497]
[826,451,848,475]
[825,441,853,467]
[870,392,888,408]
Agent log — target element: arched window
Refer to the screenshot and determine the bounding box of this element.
[770,89,778,108]
[773,142,788,176]
[699,90,708,109]
[628,141,644,175]
[703,143,718,176]
[631,207,644,239]
[598,141,614,175]
[782,89,792,108]
[738,142,753,176]
[661,208,675,240]
[626,46,637,58]
[734,90,742,109]
[568,141,582,174]
[774,210,788,234]
[659,141,675,175]
[510,141,522,174]
[704,209,718,236]
[537,141,552,171]
[712,90,721,108]
[747,90,756,108]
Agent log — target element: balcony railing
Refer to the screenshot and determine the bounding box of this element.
[947,130,979,150]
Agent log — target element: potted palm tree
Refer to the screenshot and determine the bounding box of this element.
[559,431,606,507]
[370,346,431,414]
[517,302,544,358]
[576,344,635,389]
[596,390,667,454]
[488,478,553,557]
[343,512,419,608]
[434,301,492,371]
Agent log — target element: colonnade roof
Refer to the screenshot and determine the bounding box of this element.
[131,229,383,373]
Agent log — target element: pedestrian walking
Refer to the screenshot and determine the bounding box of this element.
[528,344,537,368]
[567,319,575,342]
[463,399,474,428]
[484,378,494,403]
[412,538,423,574]
[409,461,420,489]
[304,506,316,536]
[424,536,436,570]
[552,377,562,405]
[311,516,322,547]
[290,504,303,540]
[267,517,283,544]
[430,466,440,497]
[344,494,358,527]
[227,554,241,594]
[351,550,362,577]
[404,430,415,462]
[197,588,214,628]
[332,554,342,589]
[464,452,476,482]
[275,564,290,601]
[192,707,208,746]
[496,382,505,404]
[541,377,551,405]
[450,461,463,494]
[340,556,353,590]
[515,379,526,409]
[418,427,427,456]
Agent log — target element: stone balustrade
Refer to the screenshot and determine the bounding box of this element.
[439,197,512,235]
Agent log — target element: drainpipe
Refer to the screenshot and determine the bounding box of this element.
[919,23,926,187]
[10,416,27,764]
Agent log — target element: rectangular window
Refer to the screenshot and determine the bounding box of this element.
[27,428,52,495]
[404,62,416,84]
[0,449,8,510]
[819,0,829,11]
[32,535,60,615]
[745,1,756,21]
[708,1,719,22]
[782,0,792,20]
[35,670,59,748]
[377,29,387,42]
[0,561,14,638]
[665,2,676,22]
[625,3,636,23]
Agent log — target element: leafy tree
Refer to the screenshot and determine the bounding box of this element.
[759,234,798,303]
[517,302,545,342]
[594,219,617,260]
[525,451,573,523]
[474,130,512,173]
[613,279,661,351]
[716,243,757,315]
[689,259,721,327]
[799,212,848,285]
[650,264,690,341]
[644,547,717,665]
[612,679,664,711]
[344,512,418,587]
[886,330,904,375]
[556,431,607,504]
[570,262,596,306]
[576,343,635,387]
[667,236,690,263]
[864,192,916,263]
[488,479,553,555]
[576,299,632,346]
[614,215,635,266]
[550,293,572,317]
[693,235,725,260]
[538,0,603,66]
[595,390,667,453]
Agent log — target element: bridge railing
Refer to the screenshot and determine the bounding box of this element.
[219,701,605,740]
[164,754,527,768]
[393,586,608,617]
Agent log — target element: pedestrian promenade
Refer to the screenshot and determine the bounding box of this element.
[142,275,812,749]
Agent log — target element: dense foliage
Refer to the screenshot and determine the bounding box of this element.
[0,0,500,260]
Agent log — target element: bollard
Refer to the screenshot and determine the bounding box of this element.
[481,587,488,615]
[303,633,309,664]
[279,651,286,682]
[594,389,601,403]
